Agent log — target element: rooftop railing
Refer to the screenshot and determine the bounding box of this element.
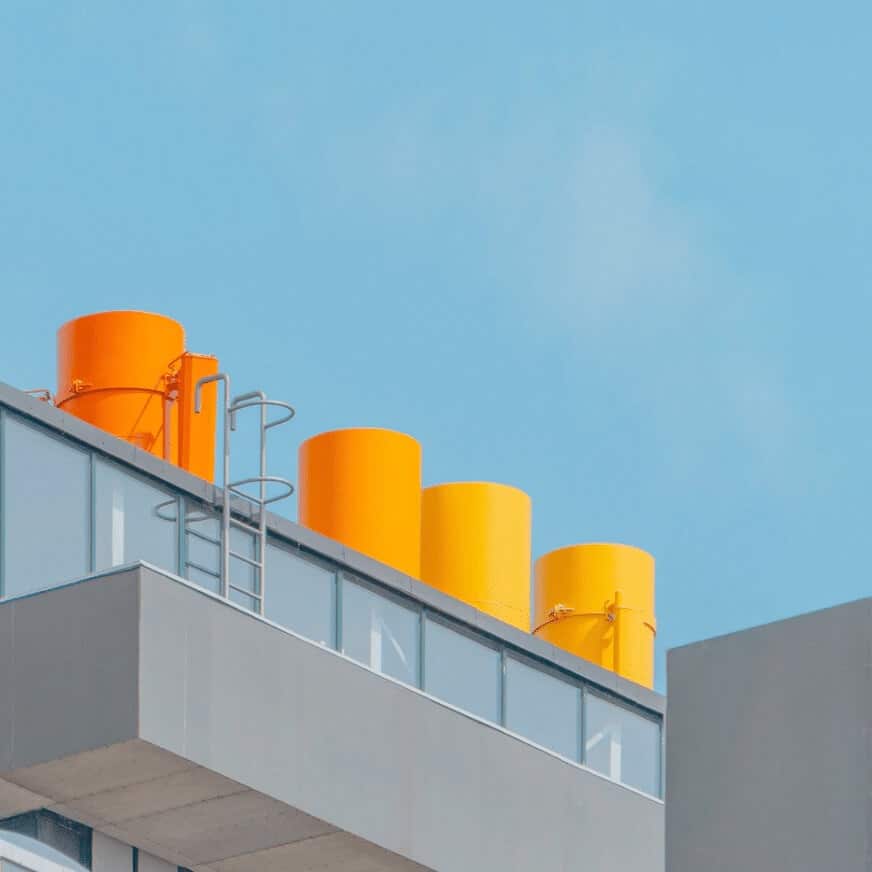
[0,402,663,799]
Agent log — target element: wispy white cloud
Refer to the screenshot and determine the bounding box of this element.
[501,123,808,490]
[544,126,701,329]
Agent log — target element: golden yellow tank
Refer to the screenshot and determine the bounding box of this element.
[533,543,656,688]
[56,310,218,480]
[421,482,531,631]
[298,428,422,577]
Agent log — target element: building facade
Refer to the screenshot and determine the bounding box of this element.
[0,383,664,871]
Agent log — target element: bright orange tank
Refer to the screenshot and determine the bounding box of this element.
[421,482,531,630]
[298,428,422,577]
[56,311,218,480]
[533,543,656,688]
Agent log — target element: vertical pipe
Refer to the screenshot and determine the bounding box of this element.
[162,390,174,463]
[613,588,624,679]
[176,495,186,577]
[111,480,125,566]
[177,353,219,481]
[334,572,344,652]
[578,685,586,765]
[195,373,230,600]
[499,648,508,727]
[258,395,267,615]
[418,610,427,691]
[221,387,231,600]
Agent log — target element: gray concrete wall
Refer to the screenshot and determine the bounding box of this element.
[667,598,872,872]
[0,570,140,773]
[138,568,663,872]
[0,566,663,872]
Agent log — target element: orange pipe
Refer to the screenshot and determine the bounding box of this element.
[176,352,219,481]
[298,428,422,576]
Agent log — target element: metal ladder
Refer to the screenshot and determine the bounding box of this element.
[194,375,295,615]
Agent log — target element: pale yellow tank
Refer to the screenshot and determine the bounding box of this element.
[533,543,656,687]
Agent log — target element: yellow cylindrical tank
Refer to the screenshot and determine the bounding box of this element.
[298,428,422,577]
[57,311,185,455]
[421,482,531,631]
[533,543,656,688]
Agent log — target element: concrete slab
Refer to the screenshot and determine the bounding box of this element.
[70,766,245,826]
[5,741,194,803]
[121,791,335,866]
[0,778,46,817]
[204,831,430,872]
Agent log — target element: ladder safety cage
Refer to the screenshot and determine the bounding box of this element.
[194,375,295,614]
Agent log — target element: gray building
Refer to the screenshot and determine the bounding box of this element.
[0,382,664,871]
[666,598,872,871]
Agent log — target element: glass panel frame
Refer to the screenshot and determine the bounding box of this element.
[339,574,421,688]
[264,540,337,647]
[93,458,178,574]
[1,413,90,598]
[504,653,582,762]
[423,613,502,722]
[583,689,662,797]
[182,499,222,593]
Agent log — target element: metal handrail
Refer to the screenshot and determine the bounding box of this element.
[228,475,295,505]
[226,391,295,615]
[195,373,232,598]
[190,379,294,615]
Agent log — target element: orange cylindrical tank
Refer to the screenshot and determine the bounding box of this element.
[57,311,185,456]
[298,428,422,577]
[421,482,531,631]
[533,543,656,688]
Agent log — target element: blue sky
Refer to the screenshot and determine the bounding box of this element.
[2,2,871,689]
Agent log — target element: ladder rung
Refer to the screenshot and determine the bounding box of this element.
[229,516,259,532]
[186,560,221,578]
[229,550,262,569]
[186,527,221,547]
[229,583,263,600]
